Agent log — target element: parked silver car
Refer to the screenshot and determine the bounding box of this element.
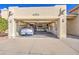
[19,28,34,36]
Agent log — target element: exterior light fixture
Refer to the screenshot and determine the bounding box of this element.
[62,19,64,22]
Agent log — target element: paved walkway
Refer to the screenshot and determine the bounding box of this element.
[0,37,79,55]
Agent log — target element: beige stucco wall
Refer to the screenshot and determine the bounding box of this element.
[67,15,79,36]
[1,5,67,19]
[1,5,66,20]
[8,6,61,19]
[14,7,59,18]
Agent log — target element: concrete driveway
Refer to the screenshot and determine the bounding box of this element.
[0,36,79,55]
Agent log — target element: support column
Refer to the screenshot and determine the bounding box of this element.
[57,15,66,39]
[8,14,16,38]
[56,5,67,39]
[52,22,57,35]
[48,24,51,32]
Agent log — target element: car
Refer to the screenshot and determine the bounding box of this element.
[19,28,34,36]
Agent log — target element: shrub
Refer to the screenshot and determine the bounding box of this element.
[0,17,8,33]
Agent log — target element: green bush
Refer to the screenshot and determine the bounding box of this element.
[0,17,8,33]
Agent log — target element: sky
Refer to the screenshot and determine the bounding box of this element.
[0,4,77,11]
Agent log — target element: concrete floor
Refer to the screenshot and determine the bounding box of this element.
[0,36,79,55]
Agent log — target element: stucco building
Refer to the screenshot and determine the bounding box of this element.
[0,5,69,39]
[67,5,79,36]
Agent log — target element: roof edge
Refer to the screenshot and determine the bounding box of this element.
[68,5,79,13]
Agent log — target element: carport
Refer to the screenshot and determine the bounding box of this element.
[8,16,66,39]
[8,5,66,39]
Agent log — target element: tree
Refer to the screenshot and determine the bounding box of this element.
[0,17,8,33]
